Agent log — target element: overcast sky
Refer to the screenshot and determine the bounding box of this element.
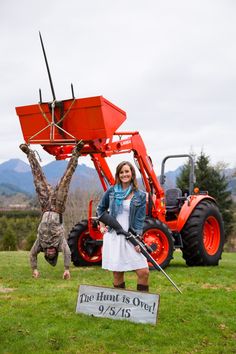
[1,0,236,174]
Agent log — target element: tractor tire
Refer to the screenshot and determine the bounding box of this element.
[181,199,225,266]
[142,218,174,269]
[67,219,102,267]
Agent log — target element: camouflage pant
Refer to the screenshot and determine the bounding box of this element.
[27,149,79,213]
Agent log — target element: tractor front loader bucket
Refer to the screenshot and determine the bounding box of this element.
[16,96,126,145]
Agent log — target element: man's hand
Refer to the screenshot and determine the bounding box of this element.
[32,269,40,278]
[63,270,71,280]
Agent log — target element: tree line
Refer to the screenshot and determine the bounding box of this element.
[0,214,39,251]
[0,188,102,251]
[0,152,235,251]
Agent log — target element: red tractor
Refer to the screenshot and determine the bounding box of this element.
[16,94,225,269]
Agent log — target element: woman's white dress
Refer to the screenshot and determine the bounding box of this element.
[102,199,148,271]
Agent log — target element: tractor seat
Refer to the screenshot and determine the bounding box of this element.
[165,188,182,212]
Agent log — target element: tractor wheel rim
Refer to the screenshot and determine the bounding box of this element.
[203,216,220,255]
[77,231,102,263]
[143,228,170,265]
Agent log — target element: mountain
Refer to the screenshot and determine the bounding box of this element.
[227,176,236,195]
[0,158,235,197]
[0,159,100,196]
[0,158,185,196]
[0,182,31,196]
[162,166,183,189]
[0,159,30,173]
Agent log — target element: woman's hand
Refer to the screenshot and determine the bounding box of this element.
[135,245,141,253]
[99,225,108,234]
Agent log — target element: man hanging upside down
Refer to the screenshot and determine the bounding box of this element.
[19,141,84,279]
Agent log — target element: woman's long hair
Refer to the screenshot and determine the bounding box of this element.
[115,161,139,190]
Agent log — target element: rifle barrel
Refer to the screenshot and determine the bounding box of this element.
[127,234,182,294]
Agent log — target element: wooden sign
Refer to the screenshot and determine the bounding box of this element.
[76,285,160,325]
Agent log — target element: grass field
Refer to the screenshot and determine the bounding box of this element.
[0,251,235,354]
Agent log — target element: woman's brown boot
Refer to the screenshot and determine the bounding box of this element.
[137,284,149,292]
[113,282,125,289]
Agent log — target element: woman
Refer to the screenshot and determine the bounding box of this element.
[97,161,149,292]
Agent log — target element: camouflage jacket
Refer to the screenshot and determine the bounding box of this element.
[29,235,71,270]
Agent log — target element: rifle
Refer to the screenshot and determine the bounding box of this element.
[98,211,182,294]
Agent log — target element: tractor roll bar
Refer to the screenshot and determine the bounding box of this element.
[160,154,195,195]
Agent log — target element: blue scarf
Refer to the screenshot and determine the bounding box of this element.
[114,184,132,214]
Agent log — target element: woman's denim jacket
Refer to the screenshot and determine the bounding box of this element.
[96,186,146,235]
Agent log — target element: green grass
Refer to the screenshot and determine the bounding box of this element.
[0,251,236,354]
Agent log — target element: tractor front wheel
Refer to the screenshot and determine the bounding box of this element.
[67,220,102,266]
[181,199,225,266]
[142,218,174,269]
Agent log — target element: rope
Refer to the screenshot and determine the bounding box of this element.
[25,142,42,162]
[57,99,76,125]
[27,99,77,143]
[34,149,42,162]
[38,104,51,124]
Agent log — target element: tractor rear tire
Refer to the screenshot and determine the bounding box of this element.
[67,220,102,267]
[181,199,225,266]
[142,218,174,269]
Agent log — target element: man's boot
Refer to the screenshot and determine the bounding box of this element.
[19,144,30,155]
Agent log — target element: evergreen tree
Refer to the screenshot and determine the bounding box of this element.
[0,214,39,251]
[0,216,8,241]
[176,152,234,238]
[26,231,37,251]
[2,224,17,251]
